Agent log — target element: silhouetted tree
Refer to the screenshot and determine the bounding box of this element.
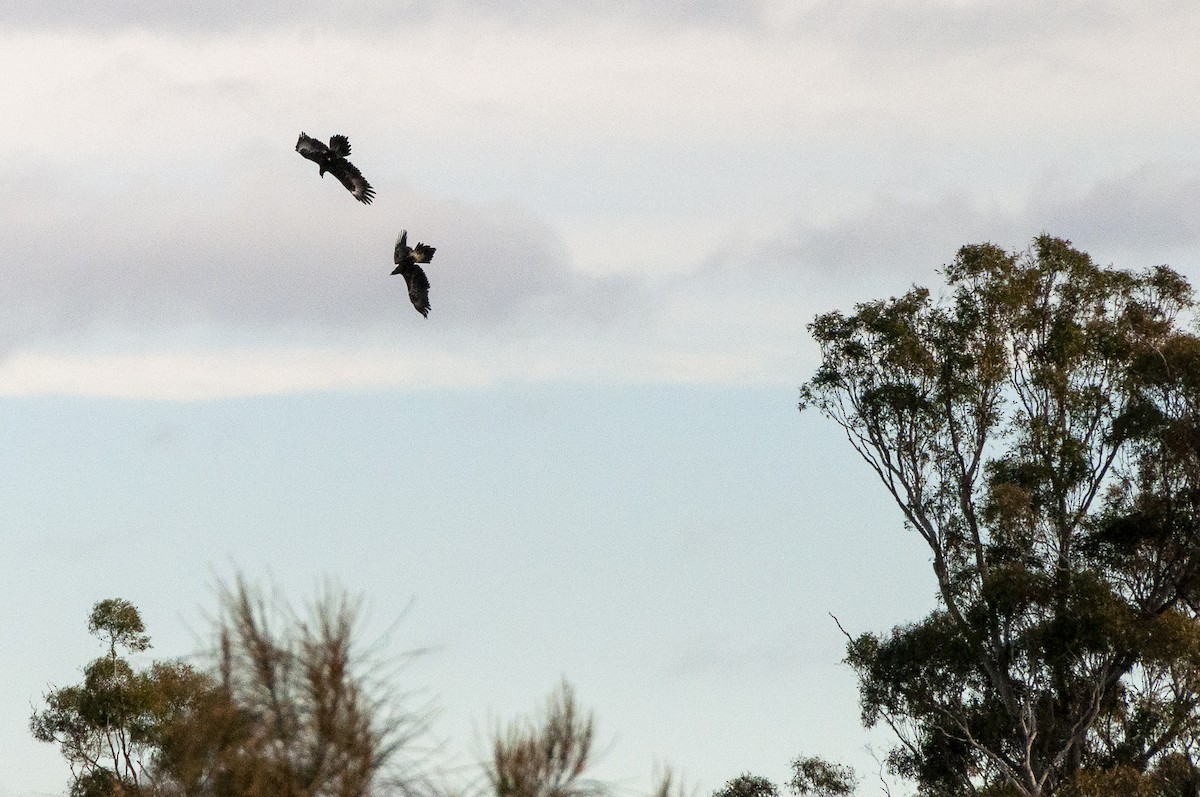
[788,757,856,797]
[712,756,855,797]
[800,236,1200,796]
[712,774,778,797]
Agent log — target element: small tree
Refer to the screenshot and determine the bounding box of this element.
[788,757,856,797]
[487,681,603,797]
[712,757,855,797]
[34,582,432,797]
[149,575,431,797]
[31,599,212,796]
[712,774,778,797]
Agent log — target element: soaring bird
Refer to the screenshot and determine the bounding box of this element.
[295,132,376,204]
[391,230,437,317]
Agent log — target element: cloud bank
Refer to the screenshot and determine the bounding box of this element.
[2,4,1198,397]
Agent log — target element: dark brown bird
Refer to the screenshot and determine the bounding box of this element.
[391,230,438,317]
[295,132,375,204]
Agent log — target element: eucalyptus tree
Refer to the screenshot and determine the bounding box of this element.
[800,236,1200,796]
[712,774,779,797]
[33,582,431,797]
[712,758,855,797]
[30,598,212,796]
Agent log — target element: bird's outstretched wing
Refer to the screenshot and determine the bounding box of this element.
[396,263,431,317]
[328,134,352,157]
[394,230,438,264]
[412,243,436,263]
[295,132,330,165]
[328,158,375,204]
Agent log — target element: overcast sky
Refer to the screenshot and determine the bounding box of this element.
[3,2,1200,795]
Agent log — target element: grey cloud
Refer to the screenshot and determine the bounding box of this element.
[7,156,1194,360]
[773,193,1011,279]
[797,0,1129,56]
[0,0,762,35]
[0,1,434,34]
[729,161,1200,308]
[1034,164,1200,257]
[407,201,636,330]
[9,0,1188,42]
[0,154,644,351]
[728,193,1022,301]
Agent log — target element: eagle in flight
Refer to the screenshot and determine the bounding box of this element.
[295,132,376,204]
[392,230,437,317]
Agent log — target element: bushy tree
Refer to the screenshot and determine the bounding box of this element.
[788,757,856,797]
[800,236,1200,796]
[30,599,213,797]
[149,576,430,797]
[34,582,431,797]
[712,757,855,797]
[712,774,778,797]
[486,680,602,797]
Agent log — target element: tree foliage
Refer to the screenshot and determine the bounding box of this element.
[33,583,430,797]
[30,598,212,797]
[149,576,430,797]
[487,680,602,797]
[788,756,856,797]
[712,756,855,797]
[800,236,1200,796]
[712,774,779,797]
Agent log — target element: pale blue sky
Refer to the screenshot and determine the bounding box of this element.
[3,388,934,795]
[3,1,1200,795]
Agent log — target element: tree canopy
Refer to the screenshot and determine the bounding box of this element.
[487,680,602,797]
[800,235,1200,796]
[35,586,642,797]
[711,756,855,797]
[30,598,212,797]
[32,582,430,797]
